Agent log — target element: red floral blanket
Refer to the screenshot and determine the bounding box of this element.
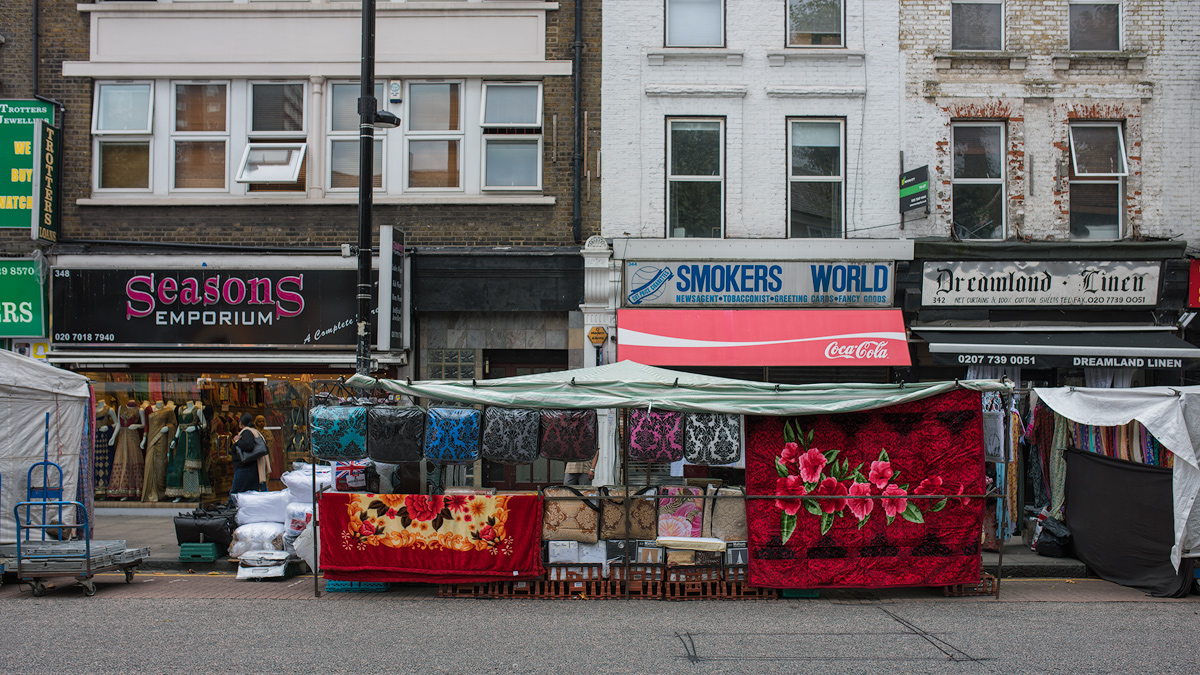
[319,493,545,584]
[746,389,985,589]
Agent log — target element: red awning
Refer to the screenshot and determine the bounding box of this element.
[616,309,910,367]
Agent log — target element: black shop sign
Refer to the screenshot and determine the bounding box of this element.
[51,267,374,348]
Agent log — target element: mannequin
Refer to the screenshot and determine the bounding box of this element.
[94,397,119,498]
[166,400,207,501]
[107,400,146,500]
[140,400,177,502]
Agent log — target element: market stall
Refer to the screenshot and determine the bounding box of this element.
[310,361,1010,595]
[0,350,92,544]
[1032,386,1200,596]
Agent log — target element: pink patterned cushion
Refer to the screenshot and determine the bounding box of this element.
[657,486,704,538]
[629,409,684,462]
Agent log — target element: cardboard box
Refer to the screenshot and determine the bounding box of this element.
[577,541,607,564]
[635,540,663,564]
[547,541,579,564]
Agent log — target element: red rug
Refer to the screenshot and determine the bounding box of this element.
[319,493,545,584]
[745,389,985,589]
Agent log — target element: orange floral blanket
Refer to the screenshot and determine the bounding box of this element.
[319,492,545,583]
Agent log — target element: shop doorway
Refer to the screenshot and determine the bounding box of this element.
[482,350,568,490]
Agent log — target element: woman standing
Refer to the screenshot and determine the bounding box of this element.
[231,413,270,495]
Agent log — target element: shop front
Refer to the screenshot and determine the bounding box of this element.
[46,252,409,504]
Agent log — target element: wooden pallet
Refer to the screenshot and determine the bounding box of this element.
[942,573,998,597]
[663,566,723,601]
[491,579,542,599]
[437,583,493,599]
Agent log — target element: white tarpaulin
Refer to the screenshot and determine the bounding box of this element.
[0,350,90,544]
[1034,385,1200,569]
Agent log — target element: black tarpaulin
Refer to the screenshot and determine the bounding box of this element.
[1065,448,1196,597]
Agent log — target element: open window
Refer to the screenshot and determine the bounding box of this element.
[247,82,307,192]
[1069,122,1126,240]
[236,143,307,184]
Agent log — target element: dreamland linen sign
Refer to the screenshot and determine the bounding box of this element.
[921,261,1160,307]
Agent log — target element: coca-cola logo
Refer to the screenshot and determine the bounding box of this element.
[824,340,890,360]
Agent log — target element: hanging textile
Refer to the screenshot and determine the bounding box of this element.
[318,492,545,583]
[1048,411,1069,520]
[982,392,1005,462]
[744,389,985,589]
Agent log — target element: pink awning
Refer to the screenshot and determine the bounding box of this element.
[616,309,910,367]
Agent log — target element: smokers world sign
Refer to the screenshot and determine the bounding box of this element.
[921,261,1160,308]
[51,268,371,347]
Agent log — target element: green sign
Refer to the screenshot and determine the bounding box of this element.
[899,165,929,213]
[0,100,55,229]
[31,120,61,243]
[0,260,45,338]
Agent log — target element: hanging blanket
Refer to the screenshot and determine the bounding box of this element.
[745,389,985,589]
[319,492,545,584]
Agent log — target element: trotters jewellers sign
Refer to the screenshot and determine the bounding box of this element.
[51,268,369,347]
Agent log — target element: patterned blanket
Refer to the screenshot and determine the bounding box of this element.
[320,493,545,583]
[745,389,985,589]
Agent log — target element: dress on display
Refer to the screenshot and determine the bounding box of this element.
[93,409,117,498]
[107,405,144,500]
[166,407,204,499]
[141,406,177,502]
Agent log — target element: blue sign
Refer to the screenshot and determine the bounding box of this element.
[624,260,894,307]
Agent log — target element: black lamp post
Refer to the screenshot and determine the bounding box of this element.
[356,0,399,375]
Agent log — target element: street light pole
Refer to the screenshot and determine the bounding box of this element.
[356,0,378,376]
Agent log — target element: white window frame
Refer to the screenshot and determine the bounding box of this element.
[1068,122,1128,178]
[169,80,230,193]
[327,80,385,193]
[479,82,543,128]
[404,80,465,192]
[93,137,154,193]
[950,0,1004,51]
[92,81,154,135]
[666,117,725,239]
[1068,0,1122,52]
[1068,121,1125,240]
[951,121,1006,240]
[481,136,543,191]
[248,81,308,138]
[665,0,725,48]
[787,118,845,239]
[235,142,307,184]
[785,0,845,49]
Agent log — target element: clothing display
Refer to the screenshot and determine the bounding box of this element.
[106,404,145,500]
[140,405,177,502]
[683,413,742,465]
[319,492,545,584]
[657,486,705,538]
[481,407,540,465]
[628,409,685,463]
[166,406,205,499]
[539,409,597,461]
[311,405,369,460]
[368,405,426,463]
[744,389,986,589]
[423,407,482,465]
[541,486,601,543]
[93,406,118,498]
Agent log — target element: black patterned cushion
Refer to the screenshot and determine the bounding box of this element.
[683,413,741,465]
[481,407,540,464]
[367,405,426,463]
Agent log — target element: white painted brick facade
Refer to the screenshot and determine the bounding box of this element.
[601,0,904,240]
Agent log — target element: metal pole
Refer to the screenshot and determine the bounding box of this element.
[356,0,377,376]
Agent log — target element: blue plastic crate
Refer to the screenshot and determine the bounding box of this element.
[325,580,391,593]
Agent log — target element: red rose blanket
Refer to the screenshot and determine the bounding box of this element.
[319,493,545,584]
[746,389,985,589]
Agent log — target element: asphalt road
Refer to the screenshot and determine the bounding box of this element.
[0,595,1196,675]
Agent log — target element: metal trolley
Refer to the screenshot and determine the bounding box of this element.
[14,500,149,597]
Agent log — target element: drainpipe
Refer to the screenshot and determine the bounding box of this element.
[32,0,38,96]
[571,0,584,244]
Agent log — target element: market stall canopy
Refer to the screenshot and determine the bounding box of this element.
[1034,385,1200,570]
[616,309,910,367]
[346,360,1009,417]
[917,328,1200,369]
[0,349,91,399]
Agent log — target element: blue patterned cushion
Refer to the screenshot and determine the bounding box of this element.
[367,405,426,463]
[423,407,482,465]
[311,406,368,460]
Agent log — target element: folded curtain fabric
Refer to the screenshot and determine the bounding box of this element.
[539,409,598,461]
[319,492,545,584]
[423,407,482,465]
[657,486,705,538]
[599,486,657,540]
[684,413,742,465]
[629,409,685,462]
[482,407,541,465]
[541,485,601,543]
[311,406,368,461]
[367,405,426,463]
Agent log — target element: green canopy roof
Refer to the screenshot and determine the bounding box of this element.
[346,361,1011,416]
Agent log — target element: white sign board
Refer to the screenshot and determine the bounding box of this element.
[921,261,1160,307]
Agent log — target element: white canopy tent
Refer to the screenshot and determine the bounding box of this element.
[0,351,91,544]
[1034,385,1200,569]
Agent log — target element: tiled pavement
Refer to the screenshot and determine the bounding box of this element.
[0,573,1194,603]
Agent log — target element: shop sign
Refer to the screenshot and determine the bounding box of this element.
[933,353,1184,370]
[0,100,54,229]
[30,120,60,244]
[1188,259,1200,309]
[625,260,894,308]
[921,261,1160,307]
[0,259,45,338]
[899,165,929,213]
[50,267,373,348]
